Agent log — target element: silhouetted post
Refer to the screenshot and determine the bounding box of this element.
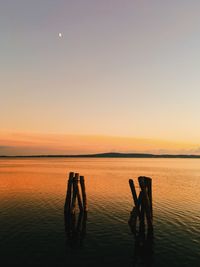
[129,188,144,233]
[80,176,88,212]
[64,172,74,214]
[71,174,78,214]
[129,179,140,219]
[145,177,153,219]
[75,173,83,213]
[138,176,153,230]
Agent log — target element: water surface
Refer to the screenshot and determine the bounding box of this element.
[0,158,200,266]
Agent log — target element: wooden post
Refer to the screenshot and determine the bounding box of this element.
[71,174,78,214]
[64,172,74,214]
[129,179,141,219]
[138,176,153,230]
[75,173,83,212]
[80,176,88,212]
[145,177,153,219]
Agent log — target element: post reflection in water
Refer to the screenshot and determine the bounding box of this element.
[129,214,154,267]
[64,211,87,249]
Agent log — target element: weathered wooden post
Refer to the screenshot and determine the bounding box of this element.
[138,176,153,230]
[145,177,153,219]
[76,173,83,213]
[71,174,78,214]
[64,172,74,214]
[80,175,88,212]
[129,179,140,218]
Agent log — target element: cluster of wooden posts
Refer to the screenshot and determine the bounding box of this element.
[64,172,87,214]
[64,173,153,238]
[64,173,153,257]
[129,176,153,234]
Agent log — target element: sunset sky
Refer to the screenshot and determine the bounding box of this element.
[1,1,200,155]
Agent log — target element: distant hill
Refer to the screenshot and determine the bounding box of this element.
[1,152,200,158]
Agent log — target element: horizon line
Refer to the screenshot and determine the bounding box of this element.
[1,152,200,158]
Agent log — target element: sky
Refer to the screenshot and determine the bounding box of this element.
[1,0,200,155]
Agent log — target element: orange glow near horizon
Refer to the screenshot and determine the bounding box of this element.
[0,131,200,156]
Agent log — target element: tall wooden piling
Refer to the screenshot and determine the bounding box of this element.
[145,177,153,218]
[138,176,153,230]
[80,176,87,212]
[75,173,83,212]
[129,179,140,219]
[64,172,74,214]
[71,174,78,214]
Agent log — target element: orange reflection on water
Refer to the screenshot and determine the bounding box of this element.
[0,158,200,216]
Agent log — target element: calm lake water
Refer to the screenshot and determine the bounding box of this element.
[0,158,200,266]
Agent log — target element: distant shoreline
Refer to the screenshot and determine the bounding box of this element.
[0,152,200,159]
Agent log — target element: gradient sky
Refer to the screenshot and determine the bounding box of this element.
[1,1,200,155]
